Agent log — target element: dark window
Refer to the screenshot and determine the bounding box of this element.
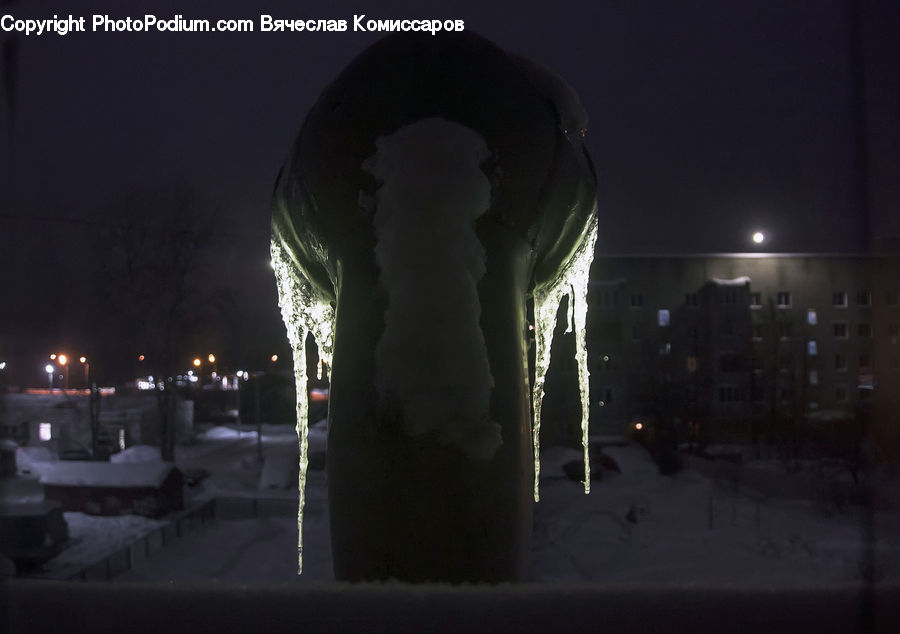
[887,291,898,306]
[835,354,847,370]
[752,323,765,339]
[630,293,643,308]
[777,322,793,338]
[685,292,699,307]
[857,291,872,307]
[777,292,791,307]
[857,323,871,338]
[859,353,870,369]
[718,385,740,403]
[749,292,761,307]
[835,386,848,402]
[833,291,847,307]
[833,322,847,338]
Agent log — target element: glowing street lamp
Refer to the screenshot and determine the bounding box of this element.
[193,358,201,368]
[208,354,216,364]
[79,356,89,385]
[270,354,278,363]
[752,231,765,245]
[45,364,54,390]
[57,354,69,389]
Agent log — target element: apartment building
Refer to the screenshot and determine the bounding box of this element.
[542,253,900,455]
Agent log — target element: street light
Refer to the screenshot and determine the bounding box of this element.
[79,356,89,386]
[270,354,278,363]
[45,364,54,390]
[752,231,765,245]
[58,354,69,389]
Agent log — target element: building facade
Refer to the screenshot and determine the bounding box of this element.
[544,253,898,457]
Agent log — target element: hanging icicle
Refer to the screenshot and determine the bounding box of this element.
[270,238,335,574]
[531,213,598,501]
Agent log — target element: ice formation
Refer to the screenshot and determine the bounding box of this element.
[364,117,501,461]
[270,238,335,574]
[531,213,599,501]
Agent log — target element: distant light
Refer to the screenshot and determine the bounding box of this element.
[193,358,201,367]
[39,422,52,441]
[208,354,216,363]
[271,354,278,363]
[45,364,54,374]
[187,370,194,377]
[138,354,145,362]
[0,362,6,370]
[752,231,765,244]
[634,422,644,431]
[79,356,87,364]
[50,354,57,360]
[118,429,126,451]
[602,355,609,362]
[58,354,67,366]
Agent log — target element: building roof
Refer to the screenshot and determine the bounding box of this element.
[38,462,177,488]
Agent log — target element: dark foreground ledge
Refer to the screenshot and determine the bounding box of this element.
[4,579,899,633]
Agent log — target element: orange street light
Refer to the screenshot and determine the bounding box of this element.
[270,354,278,363]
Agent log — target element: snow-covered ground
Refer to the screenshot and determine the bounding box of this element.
[27,425,900,586]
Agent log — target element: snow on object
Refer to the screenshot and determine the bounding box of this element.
[363,117,501,461]
[532,212,599,501]
[710,276,751,286]
[38,461,176,488]
[15,446,57,473]
[109,445,161,464]
[271,237,335,575]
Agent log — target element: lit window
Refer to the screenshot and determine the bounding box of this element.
[807,309,817,325]
[39,423,52,441]
[659,342,671,355]
[832,291,847,307]
[807,340,817,356]
[809,370,818,385]
[686,355,698,373]
[776,292,791,307]
[658,309,670,327]
[749,292,761,307]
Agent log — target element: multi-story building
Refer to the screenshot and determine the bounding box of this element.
[544,253,898,457]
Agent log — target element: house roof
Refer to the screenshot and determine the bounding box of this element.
[38,462,178,488]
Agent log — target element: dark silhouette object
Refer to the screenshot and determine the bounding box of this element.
[273,32,597,583]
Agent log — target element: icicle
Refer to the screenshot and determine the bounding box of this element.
[270,238,335,574]
[531,213,598,501]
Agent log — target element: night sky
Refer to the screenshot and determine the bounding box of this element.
[0,0,882,379]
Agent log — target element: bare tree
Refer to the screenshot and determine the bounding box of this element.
[95,183,227,461]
